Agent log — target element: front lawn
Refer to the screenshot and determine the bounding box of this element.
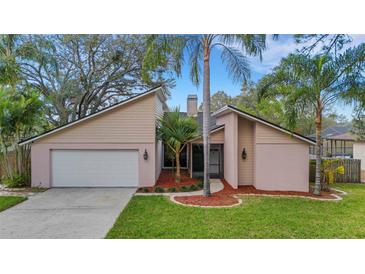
[106,184,365,239]
[0,196,27,212]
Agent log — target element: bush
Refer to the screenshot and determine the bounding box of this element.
[189,184,198,191]
[154,187,165,193]
[168,187,177,193]
[142,188,150,193]
[197,181,203,188]
[3,173,29,188]
[180,185,189,192]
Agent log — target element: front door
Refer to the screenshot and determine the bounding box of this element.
[192,144,223,178]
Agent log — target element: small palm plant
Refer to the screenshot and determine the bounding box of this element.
[157,107,200,183]
[321,159,345,191]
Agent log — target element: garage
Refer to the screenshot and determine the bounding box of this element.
[51,150,139,187]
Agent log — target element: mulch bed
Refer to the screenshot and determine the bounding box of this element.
[174,194,239,207]
[137,169,200,192]
[173,179,341,207]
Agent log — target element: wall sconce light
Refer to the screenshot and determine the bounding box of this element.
[143,149,148,160]
[241,148,247,160]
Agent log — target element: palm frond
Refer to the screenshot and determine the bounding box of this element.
[219,45,250,83]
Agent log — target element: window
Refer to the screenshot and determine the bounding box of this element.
[163,143,188,168]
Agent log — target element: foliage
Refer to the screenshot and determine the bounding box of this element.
[168,187,177,193]
[106,184,365,238]
[154,187,164,193]
[199,90,234,112]
[0,87,44,184]
[2,173,28,188]
[352,108,365,139]
[189,184,198,191]
[180,185,189,192]
[157,107,199,182]
[14,34,172,126]
[294,34,352,56]
[0,35,21,86]
[142,188,149,193]
[321,159,345,188]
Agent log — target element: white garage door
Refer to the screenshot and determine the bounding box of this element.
[51,150,139,187]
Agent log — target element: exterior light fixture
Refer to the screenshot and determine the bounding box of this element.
[241,148,247,160]
[143,149,148,160]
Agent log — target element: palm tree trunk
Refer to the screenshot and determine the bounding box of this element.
[175,151,181,183]
[203,41,211,197]
[313,103,323,195]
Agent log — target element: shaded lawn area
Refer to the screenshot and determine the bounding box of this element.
[106,184,365,239]
[0,196,27,212]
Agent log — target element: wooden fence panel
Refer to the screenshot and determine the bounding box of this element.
[309,159,361,183]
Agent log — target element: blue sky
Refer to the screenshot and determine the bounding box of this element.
[167,35,365,119]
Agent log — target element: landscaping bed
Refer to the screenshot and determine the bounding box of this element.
[0,183,47,197]
[174,179,342,207]
[137,169,203,193]
[138,180,203,193]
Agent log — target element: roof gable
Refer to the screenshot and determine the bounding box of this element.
[19,86,163,145]
[213,105,316,145]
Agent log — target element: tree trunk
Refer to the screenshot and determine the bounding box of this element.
[175,151,181,183]
[313,103,323,196]
[203,42,211,197]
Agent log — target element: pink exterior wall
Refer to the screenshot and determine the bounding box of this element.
[255,143,309,192]
[216,113,238,188]
[191,128,225,144]
[238,117,255,185]
[216,111,310,192]
[31,143,156,188]
[30,93,160,188]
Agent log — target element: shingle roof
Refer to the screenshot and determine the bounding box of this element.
[308,125,356,141]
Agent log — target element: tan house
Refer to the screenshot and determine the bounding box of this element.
[19,86,315,192]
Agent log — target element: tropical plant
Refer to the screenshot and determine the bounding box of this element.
[143,34,267,196]
[258,46,365,195]
[157,107,199,183]
[321,159,345,191]
[0,87,44,186]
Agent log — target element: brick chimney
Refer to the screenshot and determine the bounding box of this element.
[187,94,198,116]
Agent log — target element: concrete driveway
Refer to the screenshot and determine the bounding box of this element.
[0,188,136,239]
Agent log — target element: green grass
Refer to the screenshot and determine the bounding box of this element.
[0,196,27,212]
[106,183,365,239]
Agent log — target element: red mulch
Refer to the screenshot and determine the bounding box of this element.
[155,169,198,188]
[175,195,239,207]
[173,179,339,207]
[137,169,199,192]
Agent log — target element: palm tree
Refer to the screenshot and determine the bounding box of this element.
[157,107,200,183]
[143,34,267,196]
[258,46,365,195]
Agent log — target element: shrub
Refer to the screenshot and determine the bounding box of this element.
[3,173,29,188]
[180,185,189,192]
[168,187,177,193]
[142,188,150,193]
[189,184,198,191]
[197,181,203,188]
[154,187,165,193]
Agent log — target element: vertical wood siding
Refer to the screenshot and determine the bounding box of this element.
[238,117,254,185]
